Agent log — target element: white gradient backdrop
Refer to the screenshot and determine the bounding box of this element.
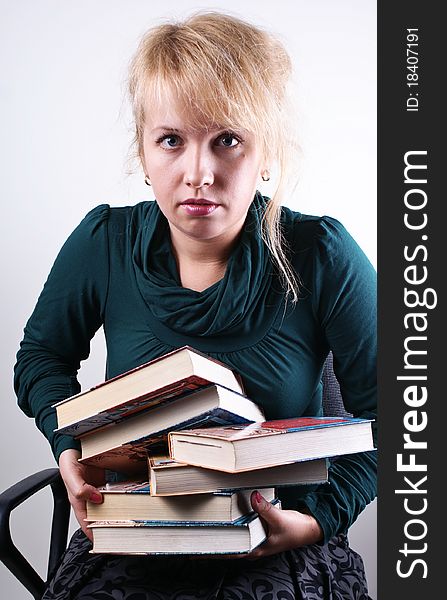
[0,1,377,598]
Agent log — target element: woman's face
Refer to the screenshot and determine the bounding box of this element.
[142,101,264,247]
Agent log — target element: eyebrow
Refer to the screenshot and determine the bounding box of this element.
[149,124,237,135]
[150,126,182,134]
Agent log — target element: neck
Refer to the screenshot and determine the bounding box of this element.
[169,227,240,292]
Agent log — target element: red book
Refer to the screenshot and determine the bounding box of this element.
[169,416,375,473]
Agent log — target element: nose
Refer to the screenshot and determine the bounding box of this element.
[182,146,214,189]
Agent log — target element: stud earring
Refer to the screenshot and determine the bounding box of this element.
[144,175,151,186]
[261,170,270,182]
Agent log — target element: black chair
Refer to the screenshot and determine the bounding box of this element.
[0,469,70,599]
[0,353,348,599]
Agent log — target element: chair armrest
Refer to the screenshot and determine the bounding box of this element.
[0,468,71,599]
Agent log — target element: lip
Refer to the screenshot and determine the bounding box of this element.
[179,198,220,216]
[180,198,219,205]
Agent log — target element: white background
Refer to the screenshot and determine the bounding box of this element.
[0,1,377,598]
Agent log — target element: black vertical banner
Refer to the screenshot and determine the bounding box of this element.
[378,1,444,598]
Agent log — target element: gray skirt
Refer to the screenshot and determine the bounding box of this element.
[42,528,371,600]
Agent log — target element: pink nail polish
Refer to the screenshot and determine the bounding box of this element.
[254,491,262,504]
[90,492,102,503]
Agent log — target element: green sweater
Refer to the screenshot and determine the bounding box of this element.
[14,194,377,544]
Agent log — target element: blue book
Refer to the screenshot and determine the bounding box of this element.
[89,499,281,555]
[54,346,244,436]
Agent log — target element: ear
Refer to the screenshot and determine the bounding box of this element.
[260,168,271,182]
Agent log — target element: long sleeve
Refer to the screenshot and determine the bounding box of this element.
[14,205,110,462]
[291,216,377,542]
[13,199,377,540]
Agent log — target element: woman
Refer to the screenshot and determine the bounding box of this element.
[14,12,376,600]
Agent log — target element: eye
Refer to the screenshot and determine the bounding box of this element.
[216,133,241,148]
[157,134,182,149]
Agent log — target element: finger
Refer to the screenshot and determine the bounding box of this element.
[81,517,93,542]
[250,491,282,526]
[64,462,103,504]
[247,547,263,560]
[246,533,278,560]
[80,519,93,542]
[67,481,101,542]
[60,451,103,504]
[72,480,103,504]
[68,493,93,541]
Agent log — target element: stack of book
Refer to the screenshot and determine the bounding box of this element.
[54,346,374,555]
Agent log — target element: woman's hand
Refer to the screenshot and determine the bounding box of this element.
[248,490,324,559]
[58,448,106,541]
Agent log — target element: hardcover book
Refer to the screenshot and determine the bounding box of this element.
[54,346,244,436]
[169,416,375,473]
[148,455,328,496]
[86,481,275,522]
[79,385,264,469]
[89,500,281,555]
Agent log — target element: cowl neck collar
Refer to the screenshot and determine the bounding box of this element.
[131,192,275,337]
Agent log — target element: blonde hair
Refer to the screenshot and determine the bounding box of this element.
[128,11,299,301]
